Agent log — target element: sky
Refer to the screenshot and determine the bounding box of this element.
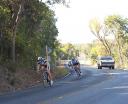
[53,0,128,44]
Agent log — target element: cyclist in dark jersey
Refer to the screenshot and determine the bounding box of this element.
[71,58,81,74]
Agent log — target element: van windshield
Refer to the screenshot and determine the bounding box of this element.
[100,57,112,60]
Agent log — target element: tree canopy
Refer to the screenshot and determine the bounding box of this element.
[89,15,128,67]
[0,0,65,68]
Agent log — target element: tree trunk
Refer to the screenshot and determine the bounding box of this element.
[97,34,111,55]
[0,30,3,59]
[103,37,112,56]
[12,30,16,63]
[11,4,22,63]
[115,34,124,67]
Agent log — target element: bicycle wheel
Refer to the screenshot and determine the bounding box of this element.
[42,72,48,87]
[42,71,52,87]
[74,67,81,78]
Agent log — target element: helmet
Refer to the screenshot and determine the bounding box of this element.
[37,57,44,61]
[43,59,47,64]
[71,57,76,61]
[37,57,46,64]
[37,57,41,60]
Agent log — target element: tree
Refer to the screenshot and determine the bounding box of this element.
[0,0,68,65]
[0,0,65,68]
[89,18,112,55]
[0,1,11,61]
[105,15,128,67]
[43,0,69,7]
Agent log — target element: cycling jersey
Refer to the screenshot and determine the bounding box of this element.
[71,59,79,65]
[37,57,50,71]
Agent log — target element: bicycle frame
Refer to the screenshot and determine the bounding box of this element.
[42,70,51,87]
[73,65,81,77]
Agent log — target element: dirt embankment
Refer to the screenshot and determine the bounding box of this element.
[0,66,68,95]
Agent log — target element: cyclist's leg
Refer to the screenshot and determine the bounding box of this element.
[46,69,53,86]
[75,64,81,76]
[77,64,83,76]
[76,63,81,72]
[47,70,52,81]
[74,65,78,73]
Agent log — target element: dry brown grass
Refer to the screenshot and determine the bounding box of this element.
[53,66,68,79]
[0,65,68,94]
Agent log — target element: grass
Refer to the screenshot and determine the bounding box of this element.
[53,66,69,79]
[0,65,69,94]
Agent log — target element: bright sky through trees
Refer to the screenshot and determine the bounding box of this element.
[54,0,128,44]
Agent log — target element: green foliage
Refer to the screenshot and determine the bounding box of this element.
[58,43,78,60]
[88,15,128,67]
[89,18,101,36]
[88,42,108,64]
[105,15,128,67]
[0,0,61,69]
[53,66,68,79]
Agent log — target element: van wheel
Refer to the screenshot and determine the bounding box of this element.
[98,66,102,69]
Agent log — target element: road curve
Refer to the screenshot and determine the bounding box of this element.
[0,66,128,104]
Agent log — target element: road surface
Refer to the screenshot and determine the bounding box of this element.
[0,65,128,104]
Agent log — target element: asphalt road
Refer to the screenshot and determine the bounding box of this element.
[0,66,128,104]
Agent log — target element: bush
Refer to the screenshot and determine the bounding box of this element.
[53,66,68,79]
[6,63,17,73]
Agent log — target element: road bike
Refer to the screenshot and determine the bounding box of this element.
[42,70,52,87]
[73,65,82,79]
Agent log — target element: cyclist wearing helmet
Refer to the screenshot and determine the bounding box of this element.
[68,60,73,68]
[71,58,81,74]
[68,60,74,73]
[37,57,53,85]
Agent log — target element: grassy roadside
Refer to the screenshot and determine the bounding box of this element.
[0,65,69,94]
[53,66,69,79]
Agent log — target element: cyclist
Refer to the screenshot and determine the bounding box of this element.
[68,60,74,74]
[68,60,73,68]
[37,57,53,85]
[71,58,82,75]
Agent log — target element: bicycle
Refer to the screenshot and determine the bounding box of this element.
[73,65,82,79]
[42,70,52,87]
